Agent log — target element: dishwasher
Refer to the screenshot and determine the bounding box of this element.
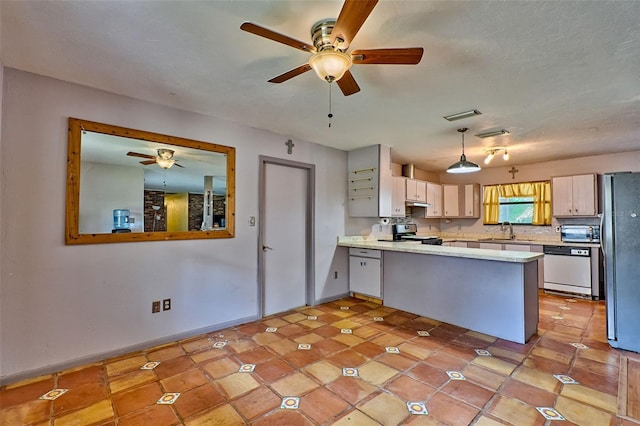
[543,246,592,296]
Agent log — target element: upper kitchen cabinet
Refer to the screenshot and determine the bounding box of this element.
[391,176,407,217]
[413,181,442,218]
[443,184,461,217]
[405,179,427,203]
[464,184,481,218]
[348,145,393,217]
[552,174,597,217]
[425,182,443,217]
[442,183,481,218]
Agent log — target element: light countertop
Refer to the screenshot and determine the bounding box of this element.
[338,237,544,263]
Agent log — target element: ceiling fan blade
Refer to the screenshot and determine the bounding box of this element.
[268,64,312,83]
[336,70,361,96]
[127,151,155,159]
[330,0,378,46]
[351,48,424,65]
[139,160,156,165]
[241,22,316,53]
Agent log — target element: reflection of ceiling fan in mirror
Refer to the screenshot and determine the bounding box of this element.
[240,0,423,96]
[126,148,184,169]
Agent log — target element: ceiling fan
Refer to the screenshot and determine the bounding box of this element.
[240,0,423,96]
[126,148,184,169]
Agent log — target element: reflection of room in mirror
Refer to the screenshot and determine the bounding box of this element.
[79,128,228,234]
[144,191,166,232]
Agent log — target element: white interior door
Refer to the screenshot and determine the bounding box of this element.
[263,162,307,315]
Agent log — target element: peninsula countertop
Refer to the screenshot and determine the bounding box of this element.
[338,237,544,263]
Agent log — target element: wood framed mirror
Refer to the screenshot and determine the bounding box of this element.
[66,118,235,244]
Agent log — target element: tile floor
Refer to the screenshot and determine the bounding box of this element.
[1,292,640,425]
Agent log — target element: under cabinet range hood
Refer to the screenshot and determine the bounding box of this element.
[406,201,431,207]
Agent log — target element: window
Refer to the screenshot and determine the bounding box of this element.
[499,196,534,224]
[483,181,551,225]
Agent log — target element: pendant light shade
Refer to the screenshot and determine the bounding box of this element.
[447,128,481,174]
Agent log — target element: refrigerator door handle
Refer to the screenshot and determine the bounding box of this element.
[599,213,606,257]
[603,175,616,341]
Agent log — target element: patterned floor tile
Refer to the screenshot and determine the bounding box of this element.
[2,293,632,425]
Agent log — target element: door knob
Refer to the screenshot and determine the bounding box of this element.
[262,245,273,251]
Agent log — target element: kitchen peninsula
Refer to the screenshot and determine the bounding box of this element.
[338,237,543,343]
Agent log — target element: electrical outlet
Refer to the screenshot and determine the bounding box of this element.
[152,301,161,313]
[163,298,171,311]
[555,226,561,232]
[249,216,256,226]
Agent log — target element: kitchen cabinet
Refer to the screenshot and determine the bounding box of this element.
[349,248,382,298]
[443,184,461,217]
[464,184,481,218]
[405,179,427,203]
[479,242,502,250]
[413,181,442,218]
[441,183,480,218]
[444,241,467,248]
[552,174,597,217]
[425,182,443,217]
[348,145,393,217]
[391,176,406,217]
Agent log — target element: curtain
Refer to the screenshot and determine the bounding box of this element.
[482,181,551,225]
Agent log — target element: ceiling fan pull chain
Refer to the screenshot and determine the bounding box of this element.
[328,83,333,128]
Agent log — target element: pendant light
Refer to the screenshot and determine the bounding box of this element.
[447,128,481,174]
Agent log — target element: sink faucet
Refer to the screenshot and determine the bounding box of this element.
[501,222,515,240]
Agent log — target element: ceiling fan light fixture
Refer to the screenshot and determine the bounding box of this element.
[157,148,175,160]
[447,128,481,174]
[156,158,175,169]
[309,50,352,82]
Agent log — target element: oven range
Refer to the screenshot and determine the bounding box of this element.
[378,224,443,245]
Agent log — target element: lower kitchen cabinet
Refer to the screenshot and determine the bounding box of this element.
[349,248,382,298]
[444,241,468,247]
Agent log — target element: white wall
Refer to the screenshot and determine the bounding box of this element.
[0,69,349,381]
[80,162,144,233]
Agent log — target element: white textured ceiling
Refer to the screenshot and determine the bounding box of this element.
[2,1,639,172]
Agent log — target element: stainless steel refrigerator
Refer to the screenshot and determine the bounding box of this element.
[602,172,640,353]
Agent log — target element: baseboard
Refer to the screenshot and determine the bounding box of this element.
[314,292,350,305]
[0,314,259,386]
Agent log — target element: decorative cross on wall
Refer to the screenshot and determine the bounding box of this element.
[508,166,519,179]
[285,139,295,155]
